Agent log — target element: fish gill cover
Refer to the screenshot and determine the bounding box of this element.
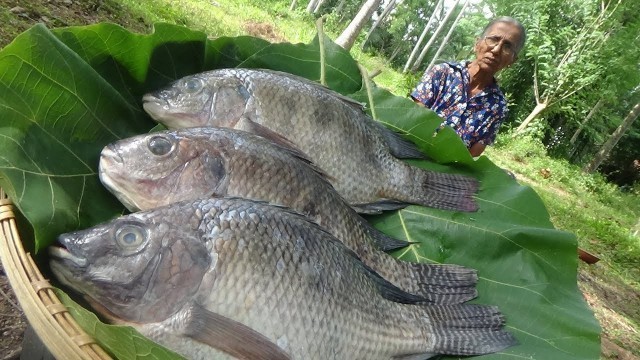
[0,23,600,359]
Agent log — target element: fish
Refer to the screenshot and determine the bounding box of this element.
[98,127,478,304]
[49,198,517,360]
[141,68,479,214]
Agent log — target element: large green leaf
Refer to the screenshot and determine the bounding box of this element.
[0,23,599,359]
[55,289,185,359]
[352,88,600,359]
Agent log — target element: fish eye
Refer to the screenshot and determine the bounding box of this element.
[184,78,203,93]
[148,135,174,156]
[115,223,147,252]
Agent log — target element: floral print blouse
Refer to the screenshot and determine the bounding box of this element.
[410,61,508,148]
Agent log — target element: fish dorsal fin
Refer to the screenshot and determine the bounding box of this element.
[254,68,366,111]
[236,116,336,183]
[184,302,291,360]
[327,90,367,111]
[372,121,427,160]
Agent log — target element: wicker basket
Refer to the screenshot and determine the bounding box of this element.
[0,188,111,360]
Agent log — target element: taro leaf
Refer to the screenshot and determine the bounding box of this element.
[55,289,185,360]
[352,87,601,359]
[0,23,600,360]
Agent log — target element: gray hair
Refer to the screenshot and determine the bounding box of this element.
[481,17,526,55]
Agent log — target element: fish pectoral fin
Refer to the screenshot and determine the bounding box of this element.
[351,200,409,214]
[236,116,301,151]
[236,116,337,183]
[373,121,428,160]
[182,302,291,360]
[391,353,437,360]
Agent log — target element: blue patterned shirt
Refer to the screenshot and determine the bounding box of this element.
[410,61,508,148]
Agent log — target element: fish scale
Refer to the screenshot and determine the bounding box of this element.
[49,198,516,359]
[191,200,425,359]
[143,68,479,213]
[99,127,478,304]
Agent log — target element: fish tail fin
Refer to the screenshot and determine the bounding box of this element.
[407,263,478,304]
[413,169,479,212]
[423,304,518,356]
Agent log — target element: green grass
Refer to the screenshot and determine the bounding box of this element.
[100,0,416,95]
[486,132,640,287]
[113,0,319,42]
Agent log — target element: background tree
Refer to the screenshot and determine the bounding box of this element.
[402,0,443,73]
[584,101,640,173]
[335,0,382,50]
[424,0,471,71]
[512,0,621,134]
[361,0,398,49]
[409,0,460,72]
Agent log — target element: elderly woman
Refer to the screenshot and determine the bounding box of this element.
[410,17,526,157]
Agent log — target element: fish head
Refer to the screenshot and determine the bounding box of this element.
[49,207,211,323]
[99,129,229,211]
[142,71,251,129]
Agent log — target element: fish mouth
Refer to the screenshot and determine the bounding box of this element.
[142,94,168,121]
[142,93,208,128]
[49,245,91,295]
[49,245,88,268]
[100,144,124,165]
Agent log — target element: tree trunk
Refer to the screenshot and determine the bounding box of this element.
[313,0,328,13]
[583,101,640,173]
[335,0,383,51]
[290,0,297,11]
[425,0,470,71]
[403,0,443,73]
[515,102,548,133]
[410,0,459,72]
[361,0,397,49]
[570,98,605,144]
[335,0,347,20]
[306,0,319,13]
[388,43,402,62]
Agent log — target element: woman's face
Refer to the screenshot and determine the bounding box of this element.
[474,22,522,75]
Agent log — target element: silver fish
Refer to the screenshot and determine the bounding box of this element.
[49,198,516,360]
[98,127,477,304]
[142,68,479,214]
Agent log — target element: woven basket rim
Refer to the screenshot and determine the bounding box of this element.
[0,187,111,360]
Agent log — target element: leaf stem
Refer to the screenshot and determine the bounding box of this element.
[358,64,376,120]
[315,16,327,86]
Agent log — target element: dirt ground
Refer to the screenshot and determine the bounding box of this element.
[0,261,26,360]
[1,1,639,359]
[579,263,640,359]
